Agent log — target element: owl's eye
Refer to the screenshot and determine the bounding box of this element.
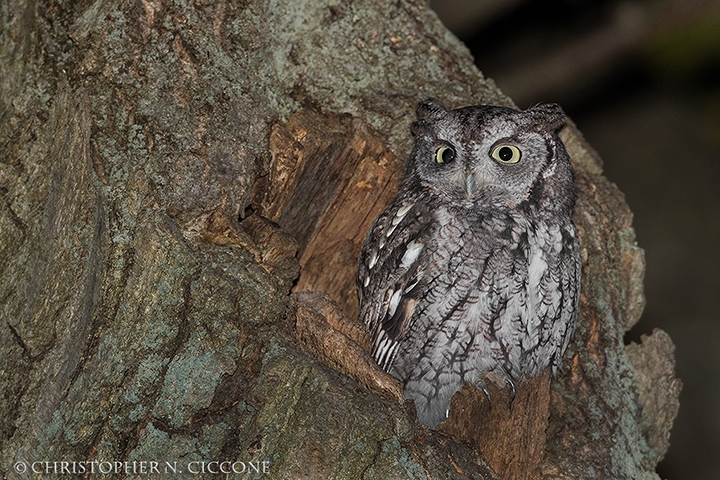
[435,146,456,164]
[490,144,521,164]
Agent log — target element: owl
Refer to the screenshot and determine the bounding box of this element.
[357,99,581,428]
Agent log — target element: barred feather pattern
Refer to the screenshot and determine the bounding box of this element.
[357,99,581,427]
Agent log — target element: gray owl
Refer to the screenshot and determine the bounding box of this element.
[357,99,581,427]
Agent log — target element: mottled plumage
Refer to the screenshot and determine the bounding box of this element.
[357,99,581,427]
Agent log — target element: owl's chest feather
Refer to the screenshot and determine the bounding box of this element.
[420,206,565,333]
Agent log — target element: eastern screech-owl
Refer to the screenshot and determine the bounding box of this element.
[357,99,581,427]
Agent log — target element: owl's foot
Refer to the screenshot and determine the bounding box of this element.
[293,291,404,403]
[477,381,491,402]
[501,367,517,399]
[440,370,552,480]
[477,369,517,402]
[508,378,516,398]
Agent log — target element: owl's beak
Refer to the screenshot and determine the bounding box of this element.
[465,172,479,196]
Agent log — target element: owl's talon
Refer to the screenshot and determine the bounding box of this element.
[479,383,491,403]
[501,367,517,399]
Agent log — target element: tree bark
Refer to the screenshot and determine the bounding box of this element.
[0,1,680,479]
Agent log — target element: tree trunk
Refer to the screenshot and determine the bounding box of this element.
[0,1,680,479]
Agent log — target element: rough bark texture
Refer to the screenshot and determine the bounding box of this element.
[0,1,680,479]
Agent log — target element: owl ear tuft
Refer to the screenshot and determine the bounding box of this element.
[415,98,447,121]
[411,98,447,137]
[527,103,566,133]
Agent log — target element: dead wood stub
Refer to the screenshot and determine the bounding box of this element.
[262,108,403,318]
[439,372,551,480]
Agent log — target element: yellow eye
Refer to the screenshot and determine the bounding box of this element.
[435,146,456,164]
[490,144,521,164]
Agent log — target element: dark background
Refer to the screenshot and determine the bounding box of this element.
[430,1,720,478]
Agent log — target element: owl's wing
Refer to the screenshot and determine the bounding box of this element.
[357,198,431,372]
[548,225,582,375]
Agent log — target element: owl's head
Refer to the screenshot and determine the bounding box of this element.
[405,99,573,212]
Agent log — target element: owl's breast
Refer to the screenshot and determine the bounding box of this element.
[413,206,574,377]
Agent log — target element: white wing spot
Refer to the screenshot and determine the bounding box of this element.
[388,288,402,318]
[368,250,378,269]
[363,275,370,287]
[404,279,420,294]
[400,240,424,270]
[393,203,413,225]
